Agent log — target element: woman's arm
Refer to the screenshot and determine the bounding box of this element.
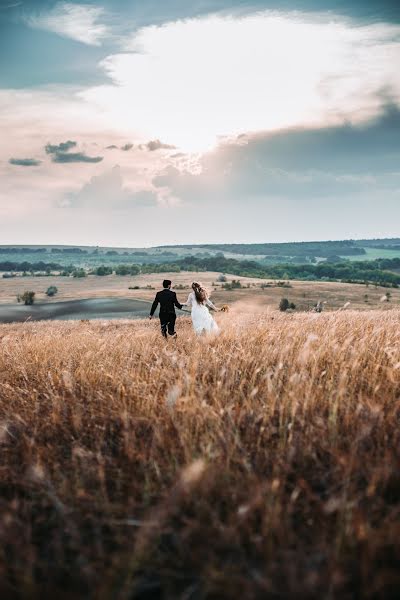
[206,298,219,311]
[182,292,193,307]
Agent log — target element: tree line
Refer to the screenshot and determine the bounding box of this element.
[2,256,400,287]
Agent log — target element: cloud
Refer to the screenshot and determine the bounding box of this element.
[24,2,109,46]
[45,139,103,163]
[9,157,42,167]
[151,103,400,203]
[52,152,103,163]
[45,140,77,154]
[1,2,23,9]
[80,11,400,153]
[65,165,157,209]
[144,139,177,151]
[106,145,118,149]
[121,143,134,151]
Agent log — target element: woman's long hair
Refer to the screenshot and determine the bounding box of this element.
[192,282,207,305]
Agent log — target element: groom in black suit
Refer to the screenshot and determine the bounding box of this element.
[149,280,183,338]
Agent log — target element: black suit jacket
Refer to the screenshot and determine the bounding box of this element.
[150,289,183,316]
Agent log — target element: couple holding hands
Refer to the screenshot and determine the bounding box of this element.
[149,279,222,338]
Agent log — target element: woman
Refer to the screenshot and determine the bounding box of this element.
[183,282,220,335]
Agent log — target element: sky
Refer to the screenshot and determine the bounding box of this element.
[0,0,399,246]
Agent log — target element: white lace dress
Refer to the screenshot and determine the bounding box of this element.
[184,292,219,335]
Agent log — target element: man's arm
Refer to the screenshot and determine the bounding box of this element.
[150,292,160,317]
[174,292,183,310]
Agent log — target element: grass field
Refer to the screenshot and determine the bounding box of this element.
[345,247,400,261]
[0,310,399,598]
[1,272,400,313]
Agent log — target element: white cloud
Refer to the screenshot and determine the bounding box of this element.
[24,2,109,46]
[80,11,400,152]
[65,165,158,209]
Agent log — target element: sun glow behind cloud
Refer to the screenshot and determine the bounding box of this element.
[79,11,400,152]
[1,6,400,245]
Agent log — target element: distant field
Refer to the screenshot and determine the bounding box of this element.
[2,240,400,269]
[1,311,399,597]
[345,247,400,261]
[1,272,399,322]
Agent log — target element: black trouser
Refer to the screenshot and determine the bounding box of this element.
[159,312,176,338]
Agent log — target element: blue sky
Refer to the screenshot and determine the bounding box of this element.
[0,0,399,245]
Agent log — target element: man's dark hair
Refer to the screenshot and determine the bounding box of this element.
[163,279,172,288]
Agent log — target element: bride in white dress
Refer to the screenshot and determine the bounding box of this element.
[183,282,220,335]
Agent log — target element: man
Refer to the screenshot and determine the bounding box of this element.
[149,279,183,338]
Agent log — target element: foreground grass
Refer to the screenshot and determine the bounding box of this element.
[0,311,399,599]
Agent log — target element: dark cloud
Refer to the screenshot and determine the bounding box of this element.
[143,139,177,152]
[121,143,133,151]
[9,157,41,166]
[45,140,103,163]
[230,103,400,175]
[52,152,103,164]
[45,140,77,154]
[152,104,400,204]
[106,145,118,150]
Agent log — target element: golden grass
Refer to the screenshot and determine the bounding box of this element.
[0,311,399,599]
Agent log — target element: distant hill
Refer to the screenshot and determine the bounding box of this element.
[1,238,400,265]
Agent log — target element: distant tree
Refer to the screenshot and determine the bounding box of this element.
[222,279,242,291]
[217,274,227,282]
[46,286,58,297]
[289,302,296,310]
[94,265,113,276]
[106,250,118,256]
[18,291,35,305]
[279,298,290,312]
[115,264,140,276]
[72,269,87,278]
[386,292,392,302]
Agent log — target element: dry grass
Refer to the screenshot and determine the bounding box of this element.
[0,310,399,599]
[1,272,400,311]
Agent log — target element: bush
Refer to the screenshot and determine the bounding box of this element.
[46,286,58,297]
[222,279,242,291]
[217,274,227,282]
[72,269,87,278]
[18,291,35,305]
[93,265,113,276]
[279,298,290,312]
[115,264,140,276]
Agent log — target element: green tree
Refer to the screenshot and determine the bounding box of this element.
[46,286,58,297]
[94,265,113,276]
[72,268,87,278]
[115,264,140,276]
[18,291,35,305]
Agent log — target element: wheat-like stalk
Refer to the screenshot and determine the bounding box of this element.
[0,310,399,598]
